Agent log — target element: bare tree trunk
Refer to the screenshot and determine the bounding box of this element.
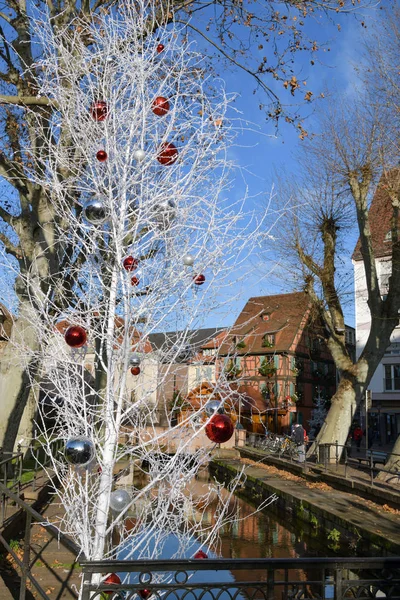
[377,434,400,482]
[0,302,40,453]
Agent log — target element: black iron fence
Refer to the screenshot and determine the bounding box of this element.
[80,556,400,600]
[0,481,81,600]
[245,432,400,487]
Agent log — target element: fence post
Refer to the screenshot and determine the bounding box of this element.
[335,440,339,470]
[19,512,32,600]
[267,566,275,600]
[344,444,348,479]
[370,453,374,486]
[334,567,343,600]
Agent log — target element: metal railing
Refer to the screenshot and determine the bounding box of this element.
[0,446,24,526]
[0,481,81,600]
[244,433,400,489]
[80,556,400,600]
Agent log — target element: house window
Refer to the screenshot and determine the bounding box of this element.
[384,364,400,391]
[262,334,275,347]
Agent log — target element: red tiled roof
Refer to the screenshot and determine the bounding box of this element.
[352,169,400,261]
[216,292,311,355]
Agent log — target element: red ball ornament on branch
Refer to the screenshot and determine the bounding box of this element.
[205,414,234,444]
[103,573,121,594]
[131,366,141,376]
[96,150,108,162]
[157,142,178,166]
[193,274,205,286]
[123,256,139,271]
[90,101,108,122]
[65,325,87,348]
[139,590,152,600]
[194,550,208,559]
[131,276,140,286]
[156,43,165,53]
[152,96,170,117]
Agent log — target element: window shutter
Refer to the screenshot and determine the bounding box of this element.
[290,382,295,395]
[274,355,279,369]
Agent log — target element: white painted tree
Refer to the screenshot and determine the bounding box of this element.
[6,0,275,593]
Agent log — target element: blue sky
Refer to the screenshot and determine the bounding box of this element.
[193,3,382,330]
[0,2,383,329]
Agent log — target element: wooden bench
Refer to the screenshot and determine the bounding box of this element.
[354,450,388,468]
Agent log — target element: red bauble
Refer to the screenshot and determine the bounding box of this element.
[156,43,165,53]
[139,590,151,600]
[194,550,208,559]
[103,573,121,594]
[152,96,170,117]
[131,366,141,376]
[205,414,234,444]
[90,101,108,122]
[123,256,138,271]
[193,274,205,286]
[131,276,140,286]
[96,150,108,162]
[157,142,178,166]
[65,325,87,348]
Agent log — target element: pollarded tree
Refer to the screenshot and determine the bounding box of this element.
[15,1,277,589]
[270,96,399,453]
[0,0,373,453]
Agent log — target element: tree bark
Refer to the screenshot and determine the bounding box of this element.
[0,302,40,454]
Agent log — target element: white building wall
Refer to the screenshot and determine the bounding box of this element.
[353,256,400,395]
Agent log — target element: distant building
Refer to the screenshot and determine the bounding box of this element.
[352,170,400,445]
[202,292,337,434]
[148,328,225,425]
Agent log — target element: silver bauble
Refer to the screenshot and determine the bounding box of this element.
[109,489,131,513]
[153,199,176,224]
[177,344,192,362]
[83,198,107,225]
[65,437,95,467]
[183,254,194,267]
[205,400,224,416]
[133,149,146,162]
[130,353,141,367]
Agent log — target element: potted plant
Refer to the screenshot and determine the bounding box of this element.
[258,358,276,378]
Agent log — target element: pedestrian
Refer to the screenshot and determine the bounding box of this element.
[292,423,306,463]
[352,425,363,451]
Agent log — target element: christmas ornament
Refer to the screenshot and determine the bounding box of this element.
[156,43,165,53]
[131,366,141,376]
[177,345,192,362]
[65,437,95,467]
[83,198,107,225]
[103,573,121,594]
[205,400,224,416]
[157,142,178,166]
[133,149,146,162]
[65,325,87,348]
[131,276,140,286]
[139,590,152,600]
[183,254,194,267]
[90,101,108,122]
[193,274,205,286]
[123,256,139,271]
[152,96,170,117]
[130,353,141,366]
[153,199,176,225]
[110,489,131,513]
[205,414,234,444]
[96,150,108,162]
[194,550,208,559]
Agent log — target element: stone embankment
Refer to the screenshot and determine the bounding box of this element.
[211,452,400,555]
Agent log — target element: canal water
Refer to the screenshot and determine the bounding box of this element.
[126,466,378,561]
